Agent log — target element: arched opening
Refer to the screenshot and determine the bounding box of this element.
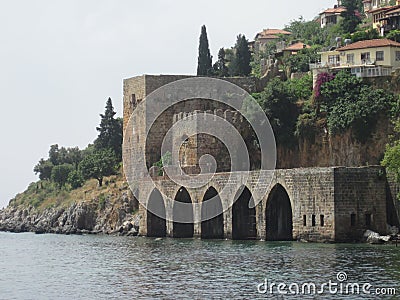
[232,186,257,240]
[266,184,293,241]
[173,187,194,238]
[201,187,224,239]
[147,189,166,237]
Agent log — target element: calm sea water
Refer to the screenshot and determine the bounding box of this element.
[0,233,399,299]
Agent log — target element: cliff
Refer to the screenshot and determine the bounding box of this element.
[0,174,140,235]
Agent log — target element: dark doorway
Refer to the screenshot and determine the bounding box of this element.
[266,184,293,241]
[147,189,166,237]
[173,187,194,238]
[232,186,257,240]
[201,187,224,239]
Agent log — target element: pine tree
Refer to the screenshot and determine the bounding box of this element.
[229,35,252,76]
[213,48,229,77]
[197,25,213,76]
[95,98,123,161]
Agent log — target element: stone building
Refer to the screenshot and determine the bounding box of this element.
[122,74,399,242]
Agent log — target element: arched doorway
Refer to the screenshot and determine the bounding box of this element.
[147,189,166,237]
[232,186,257,240]
[173,187,194,238]
[201,187,224,239]
[266,184,293,241]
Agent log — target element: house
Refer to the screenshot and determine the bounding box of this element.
[310,38,400,85]
[379,5,400,34]
[253,29,291,52]
[281,42,311,56]
[319,6,346,28]
[363,0,390,14]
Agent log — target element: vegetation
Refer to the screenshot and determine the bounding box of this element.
[197,25,213,76]
[213,48,229,77]
[229,35,252,76]
[94,98,123,161]
[340,0,362,33]
[252,78,298,147]
[153,151,172,176]
[79,149,118,187]
[33,98,122,191]
[319,71,396,141]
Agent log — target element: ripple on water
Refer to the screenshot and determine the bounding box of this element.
[0,233,399,299]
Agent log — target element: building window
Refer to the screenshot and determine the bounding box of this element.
[396,51,400,61]
[351,213,356,227]
[328,55,340,66]
[361,52,370,63]
[376,51,384,61]
[303,215,307,226]
[312,215,316,227]
[320,215,325,227]
[365,213,372,227]
[347,54,354,64]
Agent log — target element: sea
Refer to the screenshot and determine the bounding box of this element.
[0,232,399,299]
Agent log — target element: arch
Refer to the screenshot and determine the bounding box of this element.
[265,184,293,241]
[147,189,166,237]
[232,186,257,240]
[201,187,224,239]
[173,187,194,238]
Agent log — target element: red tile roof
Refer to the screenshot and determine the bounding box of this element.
[283,42,311,51]
[320,6,346,15]
[260,29,291,35]
[337,38,400,51]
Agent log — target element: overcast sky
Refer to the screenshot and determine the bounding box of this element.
[0,0,335,208]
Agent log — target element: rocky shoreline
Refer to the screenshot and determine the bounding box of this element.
[0,193,140,236]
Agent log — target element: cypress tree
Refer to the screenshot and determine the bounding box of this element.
[95,98,123,161]
[229,35,252,76]
[197,25,213,76]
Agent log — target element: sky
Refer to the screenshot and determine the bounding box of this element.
[0,0,336,208]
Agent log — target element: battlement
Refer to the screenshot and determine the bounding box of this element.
[173,109,245,126]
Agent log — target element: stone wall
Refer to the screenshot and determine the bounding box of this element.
[136,167,388,242]
[334,166,387,242]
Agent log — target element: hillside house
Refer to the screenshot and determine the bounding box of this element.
[253,29,291,52]
[310,38,400,86]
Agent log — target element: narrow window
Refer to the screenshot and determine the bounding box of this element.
[365,213,372,227]
[303,215,307,226]
[396,51,400,61]
[351,213,356,227]
[347,53,354,64]
[320,215,325,227]
[312,215,316,227]
[376,51,384,61]
[361,52,370,63]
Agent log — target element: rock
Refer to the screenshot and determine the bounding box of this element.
[363,230,391,244]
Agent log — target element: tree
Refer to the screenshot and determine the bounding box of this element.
[340,0,362,33]
[230,35,252,76]
[382,117,400,180]
[253,78,298,146]
[213,48,229,77]
[387,30,400,42]
[320,71,395,141]
[285,17,328,46]
[67,170,84,189]
[34,159,54,181]
[79,149,117,187]
[197,25,213,76]
[51,164,74,188]
[94,98,123,161]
